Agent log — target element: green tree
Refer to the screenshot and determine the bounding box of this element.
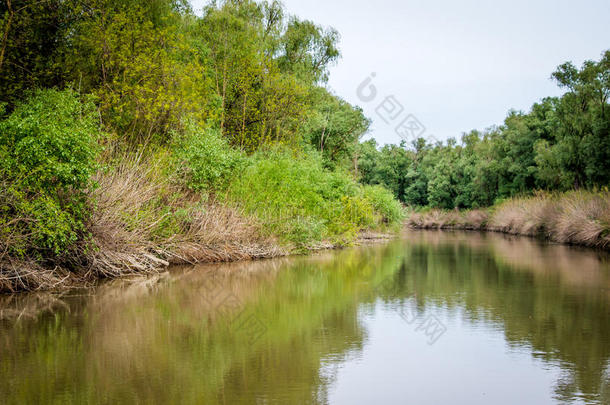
[277,17,340,84]
[302,88,370,168]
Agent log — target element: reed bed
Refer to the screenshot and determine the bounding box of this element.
[89,160,283,276]
[407,191,610,249]
[0,160,284,293]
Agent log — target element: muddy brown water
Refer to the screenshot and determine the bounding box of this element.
[1,231,609,404]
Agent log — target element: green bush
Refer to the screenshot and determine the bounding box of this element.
[228,149,333,246]
[0,89,100,256]
[327,195,376,241]
[228,148,400,248]
[172,122,245,194]
[362,185,405,226]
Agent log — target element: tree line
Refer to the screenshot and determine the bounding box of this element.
[0,0,370,156]
[358,52,610,209]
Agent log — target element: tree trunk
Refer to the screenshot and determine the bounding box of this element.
[0,0,14,72]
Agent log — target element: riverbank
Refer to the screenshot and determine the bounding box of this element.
[0,221,395,295]
[0,139,403,294]
[407,190,610,249]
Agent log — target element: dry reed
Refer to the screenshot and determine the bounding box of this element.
[0,157,285,293]
[88,159,285,277]
[407,191,610,249]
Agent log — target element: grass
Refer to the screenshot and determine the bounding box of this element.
[89,156,285,273]
[407,190,610,249]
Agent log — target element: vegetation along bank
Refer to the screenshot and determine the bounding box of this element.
[0,0,404,293]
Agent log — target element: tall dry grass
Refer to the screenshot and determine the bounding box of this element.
[0,157,284,293]
[88,158,284,278]
[407,191,610,249]
[0,260,71,293]
[407,209,489,230]
[487,192,558,237]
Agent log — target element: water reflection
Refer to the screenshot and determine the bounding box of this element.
[0,231,609,404]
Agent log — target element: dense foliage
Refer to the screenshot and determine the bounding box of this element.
[171,122,245,194]
[228,148,402,247]
[0,0,397,270]
[0,89,100,256]
[0,0,368,153]
[359,51,610,209]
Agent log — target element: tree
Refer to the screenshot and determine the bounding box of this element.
[546,51,610,188]
[302,88,370,168]
[277,18,340,84]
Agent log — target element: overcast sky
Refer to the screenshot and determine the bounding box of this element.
[190,0,610,146]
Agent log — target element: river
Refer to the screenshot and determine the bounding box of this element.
[1,231,609,404]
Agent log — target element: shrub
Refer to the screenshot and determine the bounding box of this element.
[362,185,405,226]
[327,195,376,243]
[0,89,100,256]
[171,122,245,194]
[228,148,401,248]
[228,149,333,247]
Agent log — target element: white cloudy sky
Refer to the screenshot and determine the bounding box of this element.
[190,0,610,145]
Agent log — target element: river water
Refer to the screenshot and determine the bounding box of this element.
[1,231,609,404]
